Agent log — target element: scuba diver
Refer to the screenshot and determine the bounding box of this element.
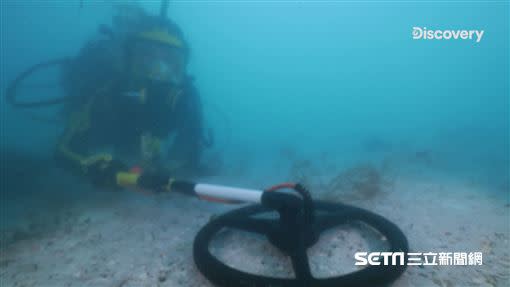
[55,5,207,191]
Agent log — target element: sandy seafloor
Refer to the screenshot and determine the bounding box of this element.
[1,152,509,287]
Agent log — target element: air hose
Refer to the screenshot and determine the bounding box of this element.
[160,0,170,19]
[5,58,72,108]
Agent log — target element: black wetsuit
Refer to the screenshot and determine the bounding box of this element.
[56,39,204,174]
[62,79,203,165]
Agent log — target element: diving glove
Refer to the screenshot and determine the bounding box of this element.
[86,158,127,189]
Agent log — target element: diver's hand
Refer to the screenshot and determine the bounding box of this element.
[137,171,171,192]
[86,159,127,189]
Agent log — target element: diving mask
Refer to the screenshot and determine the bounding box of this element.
[130,40,185,85]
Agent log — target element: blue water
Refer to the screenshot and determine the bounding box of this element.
[2,1,510,196]
[1,0,509,241]
[2,1,510,230]
[0,2,509,287]
[3,2,508,156]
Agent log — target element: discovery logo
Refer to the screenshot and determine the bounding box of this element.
[412,27,484,43]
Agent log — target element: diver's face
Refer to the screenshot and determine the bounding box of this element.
[130,40,185,86]
[127,40,186,108]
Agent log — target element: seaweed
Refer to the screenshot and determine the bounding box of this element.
[284,149,395,202]
[323,164,394,202]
